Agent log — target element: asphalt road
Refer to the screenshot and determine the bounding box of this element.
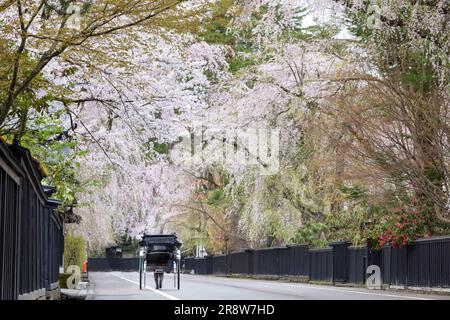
[89,272,450,300]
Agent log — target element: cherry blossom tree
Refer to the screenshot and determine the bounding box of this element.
[63,29,229,249]
[2,0,447,252]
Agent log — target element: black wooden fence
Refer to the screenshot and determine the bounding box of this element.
[211,255,227,275]
[348,246,367,284]
[309,247,333,282]
[382,236,450,288]
[183,236,450,291]
[0,140,65,300]
[88,258,140,272]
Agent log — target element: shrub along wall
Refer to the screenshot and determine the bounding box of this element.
[64,236,86,271]
[183,236,450,290]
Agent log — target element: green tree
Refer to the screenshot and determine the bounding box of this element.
[335,0,450,226]
[0,0,202,127]
[2,108,90,209]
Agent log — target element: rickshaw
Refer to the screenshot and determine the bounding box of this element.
[138,234,182,290]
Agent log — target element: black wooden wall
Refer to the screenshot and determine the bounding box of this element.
[0,140,64,300]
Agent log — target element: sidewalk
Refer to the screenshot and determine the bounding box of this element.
[61,281,95,300]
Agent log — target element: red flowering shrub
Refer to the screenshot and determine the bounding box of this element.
[378,211,427,247]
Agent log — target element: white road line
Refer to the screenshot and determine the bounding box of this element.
[257,281,432,300]
[189,275,432,300]
[112,273,180,300]
[112,273,432,300]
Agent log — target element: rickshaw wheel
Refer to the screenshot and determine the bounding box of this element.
[154,272,163,289]
[159,273,164,289]
[139,258,143,290]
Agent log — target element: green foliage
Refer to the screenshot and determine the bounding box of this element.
[174,107,182,115]
[1,42,84,209]
[324,206,368,245]
[2,109,86,208]
[228,56,257,74]
[286,7,340,41]
[401,49,437,92]
[250,4,268,23]
[204,69,220,83]
[339,184,366,200]
[115,232,140,256]
[153,141,169,155]
[198,0,235,45]
[345,0,446,92]
[208,189,225,207]
[345,4,374,41]
[292,222,328,248]
[141,138,169,162]
[376,210,428,248]
[0,43,55,124]
[64,236,86,271]
[24,115,85,207]
[196,0,267,74]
